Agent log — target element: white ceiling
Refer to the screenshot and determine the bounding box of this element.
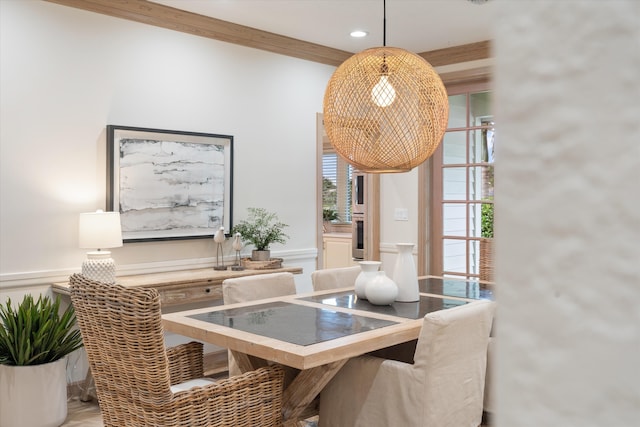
[149,0,495,54]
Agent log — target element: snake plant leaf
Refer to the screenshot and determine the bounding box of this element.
[0,294,84,366]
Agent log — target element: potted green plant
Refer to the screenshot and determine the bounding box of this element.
[232,207,289,261]
[323,207,339,222]
[322,207,339,232]
[0,294,84,427]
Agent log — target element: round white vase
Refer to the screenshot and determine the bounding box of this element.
[365,271,398,305]
[393,243,420,302]
[0,358,68,427]
[354,261,382,299]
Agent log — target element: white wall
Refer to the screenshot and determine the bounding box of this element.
[378,169,420,273]
[0,0,334,294]
[495,1,640,425]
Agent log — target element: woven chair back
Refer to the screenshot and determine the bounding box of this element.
[69,274,174,417]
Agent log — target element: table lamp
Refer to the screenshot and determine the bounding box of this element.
[79,210,123,284]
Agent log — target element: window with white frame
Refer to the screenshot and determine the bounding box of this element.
[322,152,352,226]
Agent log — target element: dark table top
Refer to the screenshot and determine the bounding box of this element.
[189,300,398,346]
[419,276,495,301]
[188,291,470,347]
[298,292,468,319]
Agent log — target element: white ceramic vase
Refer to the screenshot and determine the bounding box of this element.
[354,261,382,299]
[365,271,398,305]
[393,243,420,302]
[0,358,68,427]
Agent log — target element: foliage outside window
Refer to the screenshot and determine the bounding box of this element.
[322,153,352,226]
[481,200,494,238]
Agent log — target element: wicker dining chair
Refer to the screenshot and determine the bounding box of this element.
[69,273,284,427]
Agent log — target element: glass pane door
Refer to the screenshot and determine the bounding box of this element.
[436,89,494,281]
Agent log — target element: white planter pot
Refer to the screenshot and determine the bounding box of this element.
[251,249,271,261]
[0,358,68,427]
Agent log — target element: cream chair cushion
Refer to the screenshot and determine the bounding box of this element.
[319,299,495,427]
[311,265,361,291]
[222,272,297,304]
[169,377,215,393]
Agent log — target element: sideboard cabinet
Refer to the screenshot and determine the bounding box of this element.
[52,266,303,307]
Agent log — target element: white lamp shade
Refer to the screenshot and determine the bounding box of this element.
[79,210,123,249]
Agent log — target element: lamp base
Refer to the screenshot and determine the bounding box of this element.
[82,251,116,284]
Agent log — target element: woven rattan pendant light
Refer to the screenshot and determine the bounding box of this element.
[323,0,449,173]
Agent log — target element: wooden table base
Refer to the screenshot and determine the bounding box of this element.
[231,350,347,426]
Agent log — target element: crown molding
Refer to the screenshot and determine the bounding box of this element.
[44,0,491,67]
[440,66,492,86]
[44,0,353,66]
[420,40,491,67]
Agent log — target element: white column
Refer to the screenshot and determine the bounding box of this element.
[495,1,640,426]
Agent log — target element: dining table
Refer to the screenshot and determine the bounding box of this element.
[161,275,494,426]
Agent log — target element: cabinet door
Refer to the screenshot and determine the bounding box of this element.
[324,237,355,269]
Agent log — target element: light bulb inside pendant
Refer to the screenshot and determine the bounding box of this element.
[371,75,396,107]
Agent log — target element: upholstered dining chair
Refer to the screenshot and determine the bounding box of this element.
[318,299,496,427]
[311,265,361,291]
[222,271,297,306]
[222,272,298,378]
[69,273,285,427]
[484,337,496,417]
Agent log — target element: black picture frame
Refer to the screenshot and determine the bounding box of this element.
[107,125,233,243]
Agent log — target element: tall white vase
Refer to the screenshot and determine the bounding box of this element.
[393,243,420,302]
[354,261,382,299]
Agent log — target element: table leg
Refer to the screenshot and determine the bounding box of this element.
[230,350,269,373]
[80,369,95,402]
[282,359,347,424]
[229,351,348,425]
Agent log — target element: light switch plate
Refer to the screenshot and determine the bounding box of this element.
[394,208,409,221]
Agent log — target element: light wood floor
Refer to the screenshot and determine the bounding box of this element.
[63,398,322,427]
[63,398,491,426]
[62,398,102,427]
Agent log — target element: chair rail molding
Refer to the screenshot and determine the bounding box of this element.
[0,248,317,289]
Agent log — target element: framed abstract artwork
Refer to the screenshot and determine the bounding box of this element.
[107,125,233,242]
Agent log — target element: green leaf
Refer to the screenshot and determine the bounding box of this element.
[231,207,289,251]
[0,294,83,366]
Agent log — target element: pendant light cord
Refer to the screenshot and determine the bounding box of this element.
[381,0,388,73]
[383,0,386,47]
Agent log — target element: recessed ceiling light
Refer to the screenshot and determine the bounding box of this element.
[350,30,368,38]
